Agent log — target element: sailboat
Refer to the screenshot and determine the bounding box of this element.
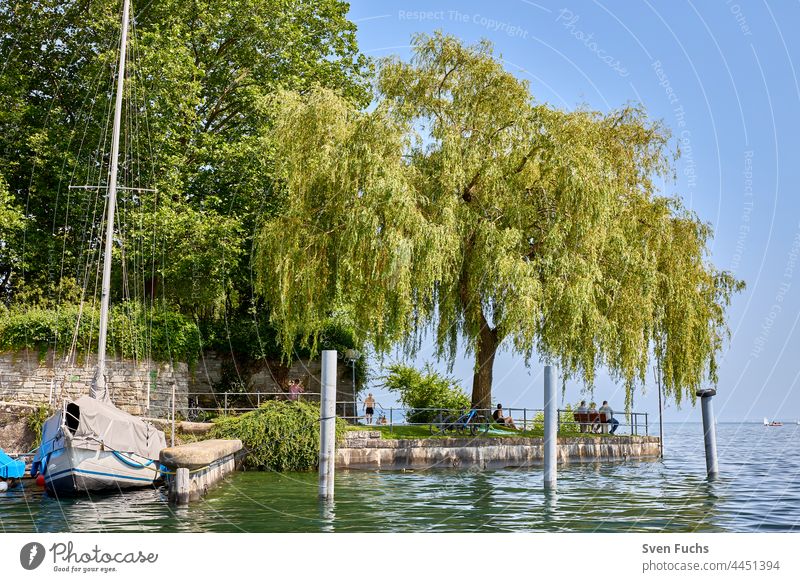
[31,0,166,495]
[763,417,783,427]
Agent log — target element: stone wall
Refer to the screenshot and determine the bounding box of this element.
[336,431,661,470]
[0,402,36,454]
[0,348,358,421]
[0,349,188,418]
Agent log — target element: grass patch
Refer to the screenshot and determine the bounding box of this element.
[346,424,624,439]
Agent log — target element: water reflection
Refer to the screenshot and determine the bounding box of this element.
[2,424,798,532]
[319,500,336,533]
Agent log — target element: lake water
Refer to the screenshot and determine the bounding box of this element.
[2,423,799,532]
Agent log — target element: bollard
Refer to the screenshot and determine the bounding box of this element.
[697,388,719,479]
[543,365,557,491]
[175,467,190,505]
[318,350,337,499]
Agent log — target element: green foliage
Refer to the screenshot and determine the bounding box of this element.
[0,174,24,299]
[256,32,743,410]
[0,0,370,314]
[210,400,345,471]
[199,314,367,390]
[26,404,52,448]
[0,303,201,364]
[382,363,470,424]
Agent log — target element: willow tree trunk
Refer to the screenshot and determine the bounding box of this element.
[471,318,499,410]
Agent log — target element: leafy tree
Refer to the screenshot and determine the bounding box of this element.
[0,0,370,314]
[382,363,471,424]
[256,32,743,409]
[0,173,25,298]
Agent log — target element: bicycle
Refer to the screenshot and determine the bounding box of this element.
[186,397,206,422]
[429,408,489,436]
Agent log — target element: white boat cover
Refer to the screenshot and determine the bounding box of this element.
[66,395,166,460]
[33,396,166,472]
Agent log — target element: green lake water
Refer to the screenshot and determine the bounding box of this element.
[2,423,799,532]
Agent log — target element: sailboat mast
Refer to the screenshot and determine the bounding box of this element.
[92,0,131,401]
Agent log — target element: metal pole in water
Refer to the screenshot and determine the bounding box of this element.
[656,361,664,458]
[543,365,557,491]
[697,388,719,479]
[319,350,337,499]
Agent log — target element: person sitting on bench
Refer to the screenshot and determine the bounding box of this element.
[493,404,518,430]
[599,401,619,434]
[575,400,589,432]
[588,402,600,433]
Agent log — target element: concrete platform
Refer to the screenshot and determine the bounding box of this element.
[337,431,660,470]
[160,439,242,470]
[159,439,243,504]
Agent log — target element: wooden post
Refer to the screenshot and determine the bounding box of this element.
[175,467,190,505]
[319,350,337,499]
[543,365,557,491]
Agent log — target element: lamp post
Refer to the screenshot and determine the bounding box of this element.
[344,348,360,422]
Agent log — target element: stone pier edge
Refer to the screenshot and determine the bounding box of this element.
[336,430,661,470]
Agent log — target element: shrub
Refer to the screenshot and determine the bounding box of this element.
[26,404,53,448]
[209,400,345,471]
[381,363,471,424]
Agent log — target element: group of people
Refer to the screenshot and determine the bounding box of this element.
[357,393,619,435]
[575,400,619,434]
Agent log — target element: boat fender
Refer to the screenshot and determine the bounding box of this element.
[0,481,8,492]
[36,474,45,487]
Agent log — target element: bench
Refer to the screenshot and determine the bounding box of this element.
[573,412,609,433]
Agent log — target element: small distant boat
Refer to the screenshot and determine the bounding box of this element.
[763,417,783,427]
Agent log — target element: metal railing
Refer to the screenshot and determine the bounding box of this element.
[338,406,650,436]
[145,392,649,436]
[149,392,361,422]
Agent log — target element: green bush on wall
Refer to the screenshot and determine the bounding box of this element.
[210,400,346,472]
[0,303,201,364]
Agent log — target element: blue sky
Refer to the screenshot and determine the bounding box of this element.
[346,0,800,423]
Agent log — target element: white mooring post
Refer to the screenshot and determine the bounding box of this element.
[543,365,557,491]
[175,467,190,506]
[319,350,337,499]
[697,388,719,479]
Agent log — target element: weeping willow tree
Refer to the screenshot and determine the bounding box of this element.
[255,32,743,410]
